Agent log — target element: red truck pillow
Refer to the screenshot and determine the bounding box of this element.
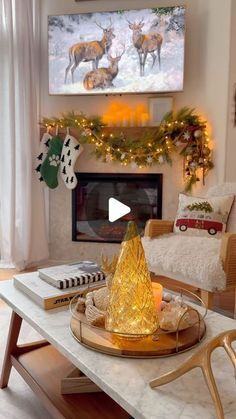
[174,193,234,238]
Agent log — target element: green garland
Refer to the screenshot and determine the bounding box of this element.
[41,107,213,192]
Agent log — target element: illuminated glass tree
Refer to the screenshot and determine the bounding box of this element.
[105,221,158,336]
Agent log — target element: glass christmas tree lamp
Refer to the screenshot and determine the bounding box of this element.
[105,221,158,337]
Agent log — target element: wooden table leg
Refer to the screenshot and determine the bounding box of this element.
[0,311,22,388]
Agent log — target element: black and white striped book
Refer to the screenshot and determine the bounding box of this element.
[38,261,105,290]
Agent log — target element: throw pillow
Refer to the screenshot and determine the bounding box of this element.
[174,193,234,237]
[206,183,236,232]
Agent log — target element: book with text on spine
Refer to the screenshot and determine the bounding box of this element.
[38,261,105,289]
[13,272,105,310]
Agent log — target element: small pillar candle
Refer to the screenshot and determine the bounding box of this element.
[116,111,123,126]
[122,112,129,127]
[141,112,149,127]
[152,283,163,312]
[130,111,136,126]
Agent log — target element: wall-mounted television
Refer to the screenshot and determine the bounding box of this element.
[48,6,185,95]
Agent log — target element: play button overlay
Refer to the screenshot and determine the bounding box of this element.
[109,198,131,222]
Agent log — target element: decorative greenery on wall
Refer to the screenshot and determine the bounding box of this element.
[41,107,213,191]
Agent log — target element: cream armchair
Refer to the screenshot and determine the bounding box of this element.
[144,183,236,317]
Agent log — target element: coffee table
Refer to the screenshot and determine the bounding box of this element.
[0,279,236,419]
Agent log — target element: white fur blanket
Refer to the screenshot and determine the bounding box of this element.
[142,234,226,291]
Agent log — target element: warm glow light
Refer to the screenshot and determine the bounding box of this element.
[152,283,163,312]
[141,112,149,127]
[102,102,149,127]
[106,222,158,336]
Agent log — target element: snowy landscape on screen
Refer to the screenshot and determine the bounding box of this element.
[48,7,185,95]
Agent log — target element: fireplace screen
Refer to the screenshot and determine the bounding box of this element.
[72,173,162,242]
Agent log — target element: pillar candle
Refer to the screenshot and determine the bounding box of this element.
[130,111,136,126]
[122,111,129,127]
[109,114,116,127]
[152,283,163,312]
[107,115,114,126]
[141,113,149,127]
[116,111,123,126]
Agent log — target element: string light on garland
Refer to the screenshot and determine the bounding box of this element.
[41,107,213,192]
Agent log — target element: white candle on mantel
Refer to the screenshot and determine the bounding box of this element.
[130,111,136,127]
[141,113,149,127]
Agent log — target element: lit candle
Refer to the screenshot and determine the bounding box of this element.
[122,111,129,127]
[152,283,163,312]
[141,112,149,127]
[116,111,123,126]
[136,104,146,113]
[106,115,114,126]
[130,111,136,126]
[135,110,141,126]
[109,114,116,127]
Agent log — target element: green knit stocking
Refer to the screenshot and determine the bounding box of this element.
[40,136,63,189]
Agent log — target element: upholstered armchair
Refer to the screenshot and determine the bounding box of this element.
[144,183,236,317]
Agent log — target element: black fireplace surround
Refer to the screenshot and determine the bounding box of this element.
[72,173,162,243]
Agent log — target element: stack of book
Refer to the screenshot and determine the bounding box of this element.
[14,261,105,310]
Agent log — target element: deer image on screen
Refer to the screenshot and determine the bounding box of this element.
[127,19,163,77]
[83,46,125,90]
[64,19,115,84]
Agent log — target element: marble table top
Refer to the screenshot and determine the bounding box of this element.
[0,279,236,419]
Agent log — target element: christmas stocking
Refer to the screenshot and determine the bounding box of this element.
[60,134,84,189]
[40,136,63,189]
[35,132,52,183]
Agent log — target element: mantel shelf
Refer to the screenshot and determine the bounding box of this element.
[40,126,159,137]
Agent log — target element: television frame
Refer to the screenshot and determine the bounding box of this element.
[48,6,186,96]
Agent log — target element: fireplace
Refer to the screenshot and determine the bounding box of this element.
[72,173,162,243]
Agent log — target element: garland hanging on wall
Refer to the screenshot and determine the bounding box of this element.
[41,107,213,191]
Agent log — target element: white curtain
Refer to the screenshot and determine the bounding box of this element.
[0,0,49,270]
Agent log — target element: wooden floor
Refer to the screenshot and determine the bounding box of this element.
[0,268,235,318]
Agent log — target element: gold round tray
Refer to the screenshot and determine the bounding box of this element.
[70,287,207,358]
